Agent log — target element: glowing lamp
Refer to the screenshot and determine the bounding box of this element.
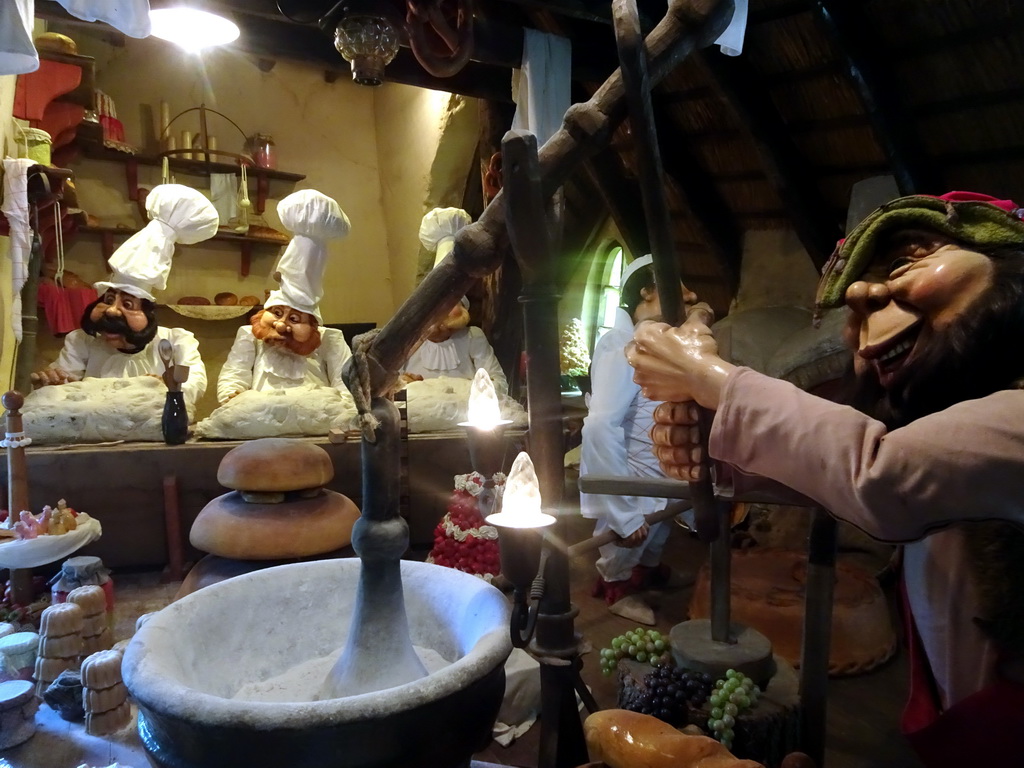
[150,7,240,52]
[460,368,512,478]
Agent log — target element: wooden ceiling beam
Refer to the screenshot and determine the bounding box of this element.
[490,0,663,31]
[652,92,741,291]
[701,50,839,270]
[581,148,651,258]
[812,0,940,195]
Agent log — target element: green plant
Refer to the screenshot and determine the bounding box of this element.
[559,318,591,377]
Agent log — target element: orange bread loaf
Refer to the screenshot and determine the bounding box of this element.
[584,710,764,768]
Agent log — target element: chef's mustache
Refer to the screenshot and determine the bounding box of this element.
[80,299,159,353]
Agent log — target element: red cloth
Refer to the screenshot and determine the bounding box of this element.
[37,283,97,335]
[900,577,1024,767]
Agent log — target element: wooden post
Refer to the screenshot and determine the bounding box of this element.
[2,392,34,606]
[162,475,185,583]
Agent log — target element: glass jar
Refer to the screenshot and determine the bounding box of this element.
[252,133,277,169]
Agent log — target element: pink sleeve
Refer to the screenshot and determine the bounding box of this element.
[709,367,1024,542]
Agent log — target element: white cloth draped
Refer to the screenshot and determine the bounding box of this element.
[0,0,37,75]
[55,0,152,38]
[512,29,571,147]
[1,159,34,340]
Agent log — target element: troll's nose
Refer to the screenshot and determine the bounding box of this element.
[845,280,892,316]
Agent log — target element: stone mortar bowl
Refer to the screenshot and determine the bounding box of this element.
[122,559,512,768]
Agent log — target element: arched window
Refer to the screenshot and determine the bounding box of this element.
[582,244,624,351]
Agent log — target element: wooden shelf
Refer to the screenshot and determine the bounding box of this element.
[78,225,287,277]
[76,141,305,214]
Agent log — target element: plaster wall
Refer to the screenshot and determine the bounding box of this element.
[0,74,18,391]
[374,87,479,308]
[57,35,390,327]
[732,229,819,312]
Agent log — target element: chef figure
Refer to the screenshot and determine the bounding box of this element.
[32,184,217,416]
[217,189,353,403]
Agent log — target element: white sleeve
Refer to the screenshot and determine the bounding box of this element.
[168,329,206,415]
[217,326,257,404]
[466,327,508,395]
[579,331,645,537]
[321,328,354,394]
[51,330,91,380]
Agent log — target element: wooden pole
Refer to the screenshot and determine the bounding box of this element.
[2,392,34,606]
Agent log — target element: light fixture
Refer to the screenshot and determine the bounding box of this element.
[332,2,401,87]
[485,451,555,646]
[149,5,240,52]
[460,368,512,478]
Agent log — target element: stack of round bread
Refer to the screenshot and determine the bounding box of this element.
[67,586,111,655]
[82,648,130,735]
[189,438,359,560]
[35,603,84,696]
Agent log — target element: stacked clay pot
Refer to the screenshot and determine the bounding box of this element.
[190,438,359,560]
[68,585,111,655]
[36,602,84,696]
[82,648,130,735]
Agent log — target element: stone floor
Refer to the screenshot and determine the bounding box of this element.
[1,510,921,768]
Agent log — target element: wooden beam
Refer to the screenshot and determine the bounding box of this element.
[652,92,742,291]
[812,0,940,195]
[491,0,663,30]
[701,49,839,270]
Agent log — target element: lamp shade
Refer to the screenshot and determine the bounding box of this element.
[149,3,240,51]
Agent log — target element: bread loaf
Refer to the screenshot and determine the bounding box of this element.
[239,295,260,306]
[217,438,334,492]
[215,292,239,306]
[85,700,131,735]
[584,710,764,768]
[67,585,106,617]
[81,649,124,689]
[177,296,211,305]
[85,682,127,712]
[38,633,83,659]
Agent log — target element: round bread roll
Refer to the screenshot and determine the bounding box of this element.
[218,438,334,492]
[34,32,78,55]
[239,295,260,306]
[177,296,211,306]
[215,292,238,306]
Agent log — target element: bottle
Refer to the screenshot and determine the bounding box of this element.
[252,134,276,169]
[162,391,188,445]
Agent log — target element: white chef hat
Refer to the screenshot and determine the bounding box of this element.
[94,184,219,302]
[420,207,472,269]
[420,207,472,308]
[620,253,654,288]
[265,189,351,323]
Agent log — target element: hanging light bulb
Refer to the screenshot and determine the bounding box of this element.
[333,8,401,86]
[149,3,239,52]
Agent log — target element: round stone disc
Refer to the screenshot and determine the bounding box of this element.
[669,619,776,688]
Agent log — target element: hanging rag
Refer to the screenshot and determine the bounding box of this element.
[209,173,239,225]
[511,29,571,148]
[0,0,38,75]
[55,0,152,38]
[713,0,749,57]
[1,159,35,341]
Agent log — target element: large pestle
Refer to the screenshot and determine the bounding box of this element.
[320,397,427,698]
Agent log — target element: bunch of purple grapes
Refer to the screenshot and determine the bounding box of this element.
[619,664,714,726]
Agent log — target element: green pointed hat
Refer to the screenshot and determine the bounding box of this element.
[815,192,1024,314]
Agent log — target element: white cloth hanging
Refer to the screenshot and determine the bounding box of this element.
[1,159,35,341]
[0,0,38,75]
[713,0,749,57]
[55,0,152,38]
[265,189,351,321]
[511,29,571,148]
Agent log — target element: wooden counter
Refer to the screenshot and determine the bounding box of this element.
[1,431,528,570]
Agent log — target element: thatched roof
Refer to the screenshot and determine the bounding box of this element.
[38,0,1024,317]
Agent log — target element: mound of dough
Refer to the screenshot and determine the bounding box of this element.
[196,378,527,439]
[23,378,165,444]
[195,386,358,440]
[403,377,527,433]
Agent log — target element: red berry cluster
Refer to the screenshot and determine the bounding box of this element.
[428,490,501,576]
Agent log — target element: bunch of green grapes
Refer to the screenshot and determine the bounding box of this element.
[598,627,672,676]
[704,669,760,752]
